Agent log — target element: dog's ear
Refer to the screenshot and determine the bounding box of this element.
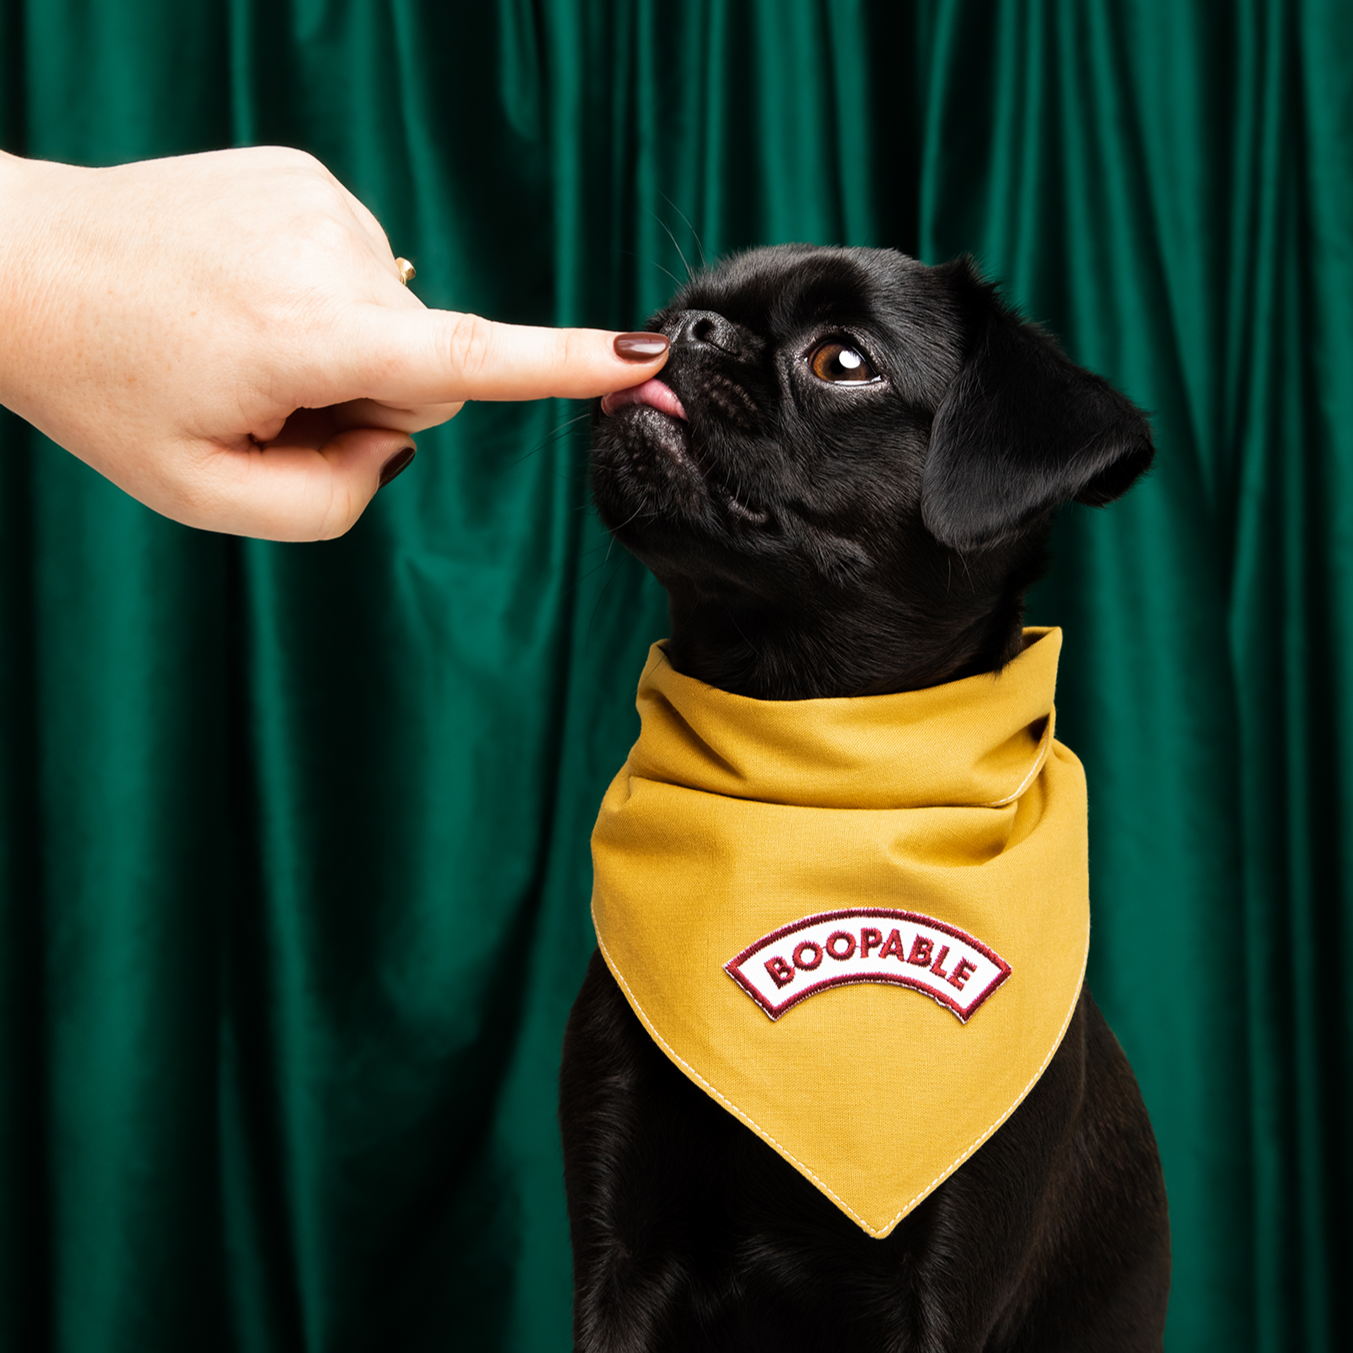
[920,265,1154,552]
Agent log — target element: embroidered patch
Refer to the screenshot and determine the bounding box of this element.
[725,908,1012,1022]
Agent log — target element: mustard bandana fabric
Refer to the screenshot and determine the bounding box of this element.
[591,628,1089,1238]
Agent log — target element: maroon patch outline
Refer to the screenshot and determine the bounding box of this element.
[723,907,1012,1023]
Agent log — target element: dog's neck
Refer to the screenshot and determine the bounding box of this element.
[661,582,1029,701]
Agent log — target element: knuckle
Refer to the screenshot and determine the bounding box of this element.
[278,145,326,175]
[298,210,355,254]
[313,488,348,541]
[317,501,357,540]
[558,329,581,375]
[314,465,364,541]
[444,313,495,381]
[252,144,325,180]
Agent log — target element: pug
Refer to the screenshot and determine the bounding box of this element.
[560,245,1170,1353]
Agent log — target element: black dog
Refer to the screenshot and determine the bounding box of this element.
[561,246,1170,1352]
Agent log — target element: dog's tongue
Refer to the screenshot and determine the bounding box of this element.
[600,379,688,421]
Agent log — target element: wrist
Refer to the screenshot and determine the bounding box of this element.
[0,151,42,309]
[0,153,74,420]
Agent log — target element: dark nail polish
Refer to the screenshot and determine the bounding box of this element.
[378,445,416,489]
[614,332,670,362]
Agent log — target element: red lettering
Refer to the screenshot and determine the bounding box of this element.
[764,956,795,989]
[930,945,951,979]
[879,929,907,961]
[826,930,857,961]
[860,927,883,958]
[907,936,933,966]
[949,957,978,991]
[793,940,823,971]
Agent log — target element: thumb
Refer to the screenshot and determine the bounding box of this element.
[339,308,671,406]
[176,427,417,540]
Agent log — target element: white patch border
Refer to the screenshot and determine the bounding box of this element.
[724,906,1012,1023]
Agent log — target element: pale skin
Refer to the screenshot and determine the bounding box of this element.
[0,146,670,540]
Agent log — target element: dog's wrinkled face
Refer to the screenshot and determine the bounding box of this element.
[591,245,1152,700]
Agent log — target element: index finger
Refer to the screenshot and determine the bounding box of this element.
[346,308,670,406]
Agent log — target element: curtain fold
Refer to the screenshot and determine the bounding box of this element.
[1,2,1348,1349]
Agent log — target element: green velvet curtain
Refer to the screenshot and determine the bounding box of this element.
[1,2,1349,1349]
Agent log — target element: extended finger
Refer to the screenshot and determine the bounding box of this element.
[342,307,670,406]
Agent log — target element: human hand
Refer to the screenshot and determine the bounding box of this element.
[0,146,669,540]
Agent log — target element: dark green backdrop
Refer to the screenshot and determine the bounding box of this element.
[2,2,1350,1349]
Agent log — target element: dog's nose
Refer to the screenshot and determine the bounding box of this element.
[668,309,743,357]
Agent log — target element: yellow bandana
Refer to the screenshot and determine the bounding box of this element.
[590,628,1089,1238]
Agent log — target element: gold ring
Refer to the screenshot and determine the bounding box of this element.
[395,257,416,286]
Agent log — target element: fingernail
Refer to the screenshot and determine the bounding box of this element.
[614,332,670,362]
[378,444,416,489]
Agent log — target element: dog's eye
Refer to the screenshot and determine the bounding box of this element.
[808,341,879,384]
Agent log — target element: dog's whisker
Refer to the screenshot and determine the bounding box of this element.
[619,248,684,289]
[507,409,594,468]
[649,209,695,282]
[658,191,707,271]
[719,600,760,660]
[585,555,632,645]
[604,502,649,554]
[958,550,974,591]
